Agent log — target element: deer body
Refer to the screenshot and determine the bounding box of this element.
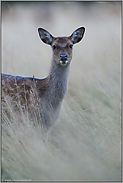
[2,27,85,130]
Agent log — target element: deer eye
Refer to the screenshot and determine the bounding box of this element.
[52,45,56,50]
[69,44,73,49]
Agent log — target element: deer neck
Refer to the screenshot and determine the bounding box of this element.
[47,58,70,105]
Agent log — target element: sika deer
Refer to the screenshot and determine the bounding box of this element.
[1,27,85,131]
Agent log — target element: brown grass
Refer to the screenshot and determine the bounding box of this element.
[1,2,121,181]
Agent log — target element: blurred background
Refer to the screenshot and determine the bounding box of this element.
[1,1,121,181]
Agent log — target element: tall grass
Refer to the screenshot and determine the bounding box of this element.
[1,2,121,181]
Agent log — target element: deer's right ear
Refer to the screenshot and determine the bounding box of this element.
[70,27,85,44]
[38,28,54,45]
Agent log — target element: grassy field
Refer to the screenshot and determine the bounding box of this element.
[1,2,121,181]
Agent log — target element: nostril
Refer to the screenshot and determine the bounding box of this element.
[60,54,67,60]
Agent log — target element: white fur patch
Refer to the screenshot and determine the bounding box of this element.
[59,60,68,66]
[44,31,52,43]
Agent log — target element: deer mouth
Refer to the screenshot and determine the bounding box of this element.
[59,60,69,66]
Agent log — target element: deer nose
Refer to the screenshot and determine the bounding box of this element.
[60,54,67,61]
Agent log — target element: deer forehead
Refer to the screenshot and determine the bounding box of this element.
[52,37,73,47]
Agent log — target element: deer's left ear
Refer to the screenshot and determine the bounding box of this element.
[70,27,85,44]
[38,28,54,45]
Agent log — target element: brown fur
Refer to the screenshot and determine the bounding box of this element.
[1,27,85,130]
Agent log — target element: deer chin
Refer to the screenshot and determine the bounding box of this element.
[59,60,69,66]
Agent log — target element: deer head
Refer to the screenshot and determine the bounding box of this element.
[38,27,85,67]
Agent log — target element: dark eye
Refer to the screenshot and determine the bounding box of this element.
[52,45,56,50]
[69,44,73,49]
